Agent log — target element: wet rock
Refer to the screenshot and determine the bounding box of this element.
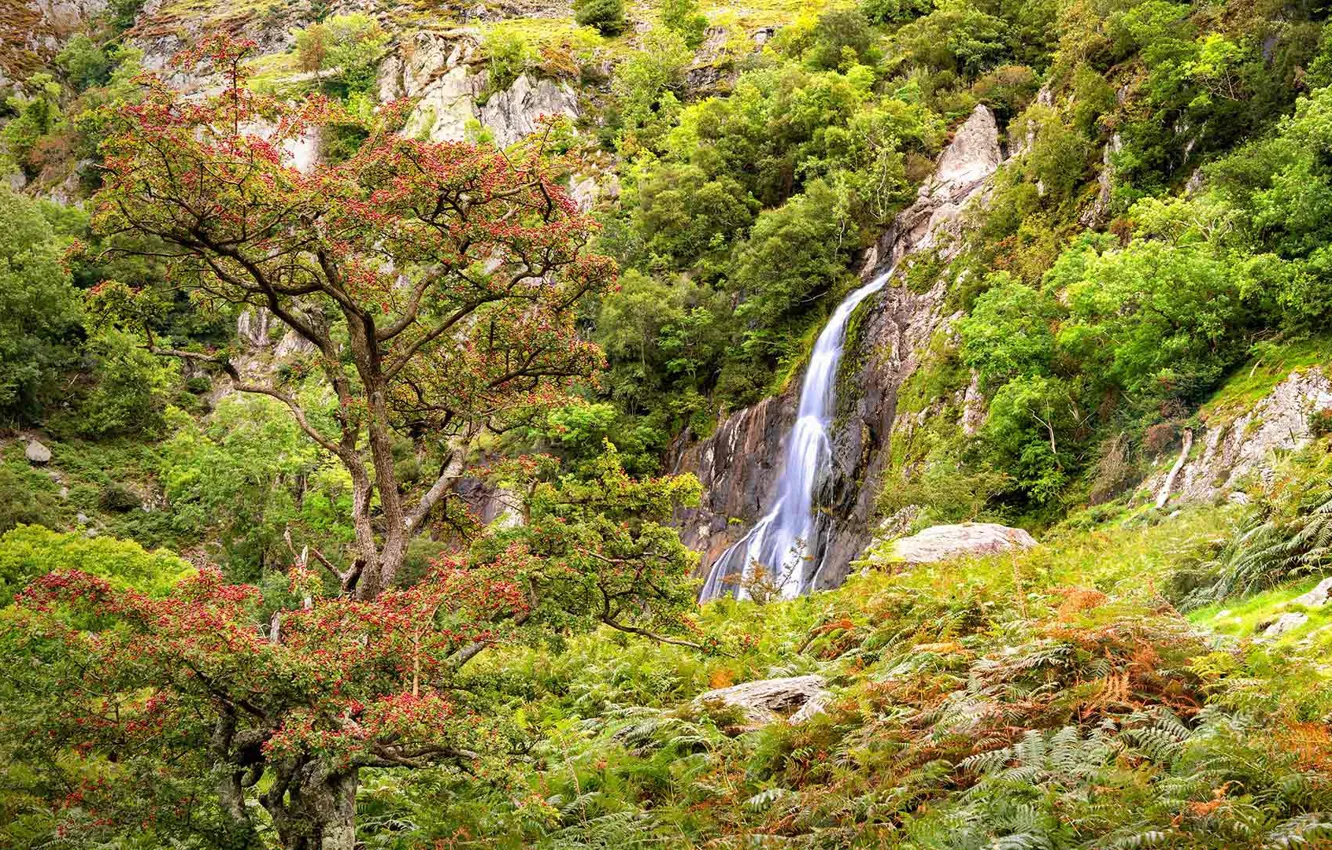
[378,31,477,102]
[30,0,107,43]
[454,478,525,529]
[1185,167,1205,195]
[685,64,728,91]
[569,174,602,211]
[930,104,1003,194]
[694,674,828,727]
[961,370,986,435]
[873,522,1037,565]
[26,440,52,465]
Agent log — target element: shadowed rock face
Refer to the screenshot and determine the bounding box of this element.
[672,105,1003,593]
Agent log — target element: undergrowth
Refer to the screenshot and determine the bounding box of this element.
[359,483,1332,849]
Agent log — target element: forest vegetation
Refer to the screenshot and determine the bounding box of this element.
[5,0,1332,846]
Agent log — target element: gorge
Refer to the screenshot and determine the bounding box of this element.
[677,103,1005,593]
[10,0,1332,844]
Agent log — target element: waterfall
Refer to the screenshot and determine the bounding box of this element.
[699,269,893,601]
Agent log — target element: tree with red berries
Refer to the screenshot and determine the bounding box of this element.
[7,446,703,850]
[90,35,613,599]
[13,34,708,850]
[12,563,524,849]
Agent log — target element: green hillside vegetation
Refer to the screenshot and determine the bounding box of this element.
[5,0,1332,845]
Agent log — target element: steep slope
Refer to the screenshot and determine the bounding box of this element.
[673,104,1004,591]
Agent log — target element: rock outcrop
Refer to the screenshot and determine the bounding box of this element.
[377,31,478,102]
[674,105,1005,592]
[478,74,578,147]
[869,522,1037,566]
[403,66,479,143]
[860,103,1003,274]
[1152,368,1332,506]
[693,674,828,728]
[2,0,107,81]
[403,68,579,147]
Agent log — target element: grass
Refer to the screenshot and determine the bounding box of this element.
[1188,576,1331,639]
[1198,336,1332,425]
[243,50,304,93]
[0,434,178,549]
[698,0,812,30]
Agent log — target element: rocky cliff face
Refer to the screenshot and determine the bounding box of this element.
[2,0,107,84]
[672,104,1004,591]
[1150,367,1332,507]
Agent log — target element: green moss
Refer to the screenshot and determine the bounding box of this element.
[1189,576,1332,644]
[896,327,966,417]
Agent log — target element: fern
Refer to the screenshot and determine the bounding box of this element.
[1186,490,1332,607]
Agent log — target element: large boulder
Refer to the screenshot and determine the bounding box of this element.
[875,522,1037,565]
[694,674,828,728]
[25,439,52,465]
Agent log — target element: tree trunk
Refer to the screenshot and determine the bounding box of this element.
[264,761,359,850]
[316,770,358,850]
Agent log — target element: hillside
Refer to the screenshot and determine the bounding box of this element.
[6,0,1332,846]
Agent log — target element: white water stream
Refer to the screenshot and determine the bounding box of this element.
[699,270,893,601]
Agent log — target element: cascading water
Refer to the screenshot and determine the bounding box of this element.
[699,269,894,601]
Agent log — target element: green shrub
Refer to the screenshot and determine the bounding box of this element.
[659,0,708,48]
[1,75,61,178]
[860,0,931,25]
[0,186,83,422]
[0,524,190,604]
[98,482,140,513]
[0,466,61,536]
[294,14,389,96]
[483,27,537,98]
[55,35,112,92]
[72,329,174,438]
[575,0,628,37]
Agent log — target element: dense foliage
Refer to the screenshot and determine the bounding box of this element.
[6,0,1332,846]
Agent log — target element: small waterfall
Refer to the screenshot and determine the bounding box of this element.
[699,270,893,601]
